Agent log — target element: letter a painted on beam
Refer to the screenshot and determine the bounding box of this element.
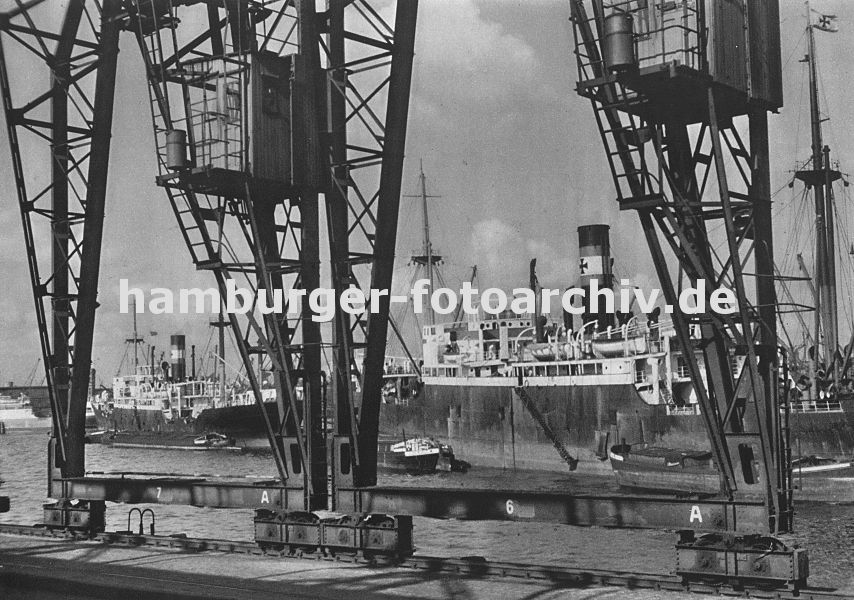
[689,505,702,523]
[261,491,270,504]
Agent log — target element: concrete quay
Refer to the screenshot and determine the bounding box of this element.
[0,531,703,600]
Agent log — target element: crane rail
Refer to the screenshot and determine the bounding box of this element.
[0,523,844,600]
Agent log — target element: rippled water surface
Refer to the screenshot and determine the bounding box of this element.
[2,430,852,593]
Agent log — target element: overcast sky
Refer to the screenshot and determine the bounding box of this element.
[0,1,852,385]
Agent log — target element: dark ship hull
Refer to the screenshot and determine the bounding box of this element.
[91,402,279,449]
[787,396,854,457]
[379,381,854,473]
[93,382,854,466]
[380,379,704,473]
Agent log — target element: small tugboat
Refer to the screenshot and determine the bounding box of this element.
[608,443,720,495]
[377,436,470,475]
[193,432,234,448]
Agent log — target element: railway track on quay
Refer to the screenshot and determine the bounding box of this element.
[0,523,845,599]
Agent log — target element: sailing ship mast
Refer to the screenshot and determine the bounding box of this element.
[794,1,843,388]
[406,160,442,327]
[405,162,478,328]
[387,163,479,368]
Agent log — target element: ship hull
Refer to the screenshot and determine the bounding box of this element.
[92,402,279,448]
[0,407,52,430]
[380,380,706,474]
[94,384,854,469]
[380,382,854,473]
[787,400,854,457]
[0,415,52,430]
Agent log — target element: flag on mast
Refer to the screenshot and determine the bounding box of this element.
[812,9,839,33]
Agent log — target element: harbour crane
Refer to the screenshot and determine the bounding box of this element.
[0,0,417,510]
[570,0,801,576]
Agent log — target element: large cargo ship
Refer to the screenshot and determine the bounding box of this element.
[380,223,710,474]
[379,222,854,473]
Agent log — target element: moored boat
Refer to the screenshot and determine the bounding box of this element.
[193,432,235,448]
[608,443,719,495]
[377,436,466,475]
[0,393,51,430]
[791,455,854,476]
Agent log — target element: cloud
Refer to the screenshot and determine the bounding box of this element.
[468,218,575,291]
[413,1,541,109]
[470,218,522,278]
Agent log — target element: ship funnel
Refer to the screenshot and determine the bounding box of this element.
[577,224,614,330]
[577,224,613,288]
[170,335,186,381]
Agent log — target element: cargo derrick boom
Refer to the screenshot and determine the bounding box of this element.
[571,0,790,531]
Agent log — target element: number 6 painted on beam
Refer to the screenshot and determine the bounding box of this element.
[506,499,514,515]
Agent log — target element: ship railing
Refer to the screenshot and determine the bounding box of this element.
[183,55,248,173]
[586,318,673,356]
[790,399,843,414]
[134,365,157,377]
[515,361,605,379]
[572,0,702,87]
[422,365,461,378]
[173,379,220,398]
[666,404,699,416]
[383,356,419,376]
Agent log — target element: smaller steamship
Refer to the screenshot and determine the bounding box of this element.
[90,334,278,448]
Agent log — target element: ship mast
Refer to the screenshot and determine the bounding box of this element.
[133,305,139,370]
[404,160,442,327]
[124,298,144,373]
[796,1,841,389]
[419,161,435,325]
[210,312,227,401]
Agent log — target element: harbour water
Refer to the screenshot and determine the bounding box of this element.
[2,429,853,594]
